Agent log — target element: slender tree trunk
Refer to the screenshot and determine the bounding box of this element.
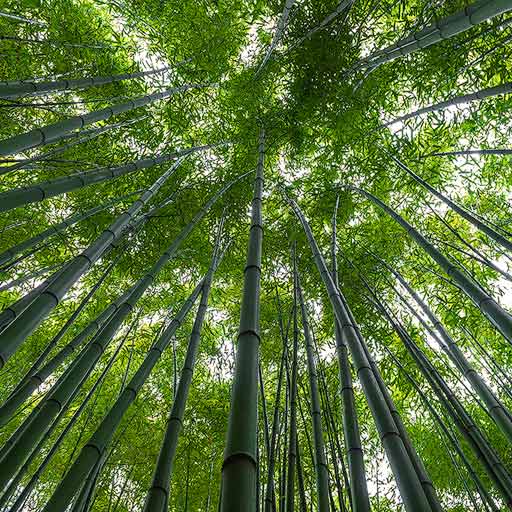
[331,196,370,512]
[351,187,512,343]
[143,220,223,511]
[0,66,170,99]
[255,1,296,76]
[0,117,145,175]
[0,83,206,156]
[0,285,128,426]
[378,256,512,444]
[0,143,215,213]
[372,294,512,506]
[354,0,512,72]
[286,251,299,512]
[296,270,330,511]
[381,343,500,512]
[425,148,512,157]
[0,157,188,367]
[382,82,512,128]
[290,0,354,52]
[388,153,512,253]
[286,193,434,512]
[41,273,210,511]
[0,191,137,266]
[0,174,243,491]
[221,129,265,512]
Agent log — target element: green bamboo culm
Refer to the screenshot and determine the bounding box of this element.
[382,82,512,128]
[41,240,226,512]
[375,297,512,507]
[221,128,265,512]
[285,248,298,512]
[0,142,215,213]
[0,157,186,369]
[296,269,330,512]
[0,190,139,266]
[0,65,170,99]
[143,220,225,512]
[0,117,145,175]
[331,197,371,512]
[339,251,443,511]
[0,171,251,492]
[375,254,512,444]
[351,187,512,343]
[0,319,132,512]
[388,153,512,253]
[0,285,129,426]
[354,0,512,72]
[285,193,434,512]
[0,83,206,156]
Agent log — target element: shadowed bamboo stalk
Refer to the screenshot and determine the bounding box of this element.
[41,256,223,511]
[376,254,512,444]
[364,278,512,506]
[285,192,434,512]
[0,66,170,99]
[382,82,512,128]
[143,219,224,511]
[0,321,131,511]
[255,1,296,76]
[331,196,370,512]
[221,128,265,512]
[296,269,330,512]
[0,142,215,213]
[0,117,145,175]
[289,0,354,52]
[0,190,139,266]
[0,157,188,368]
[0,83,206,156]
[0,172,248,490]
[351,187,512,343]
[388,153,512,252]
[385,306,512,507]
[285,248,298,512]
[379,341,500,512]
[0,286,130,426]
[424,148,512,157]
[265,287,289,512]
[354,0,512,72]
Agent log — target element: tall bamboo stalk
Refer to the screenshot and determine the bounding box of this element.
[0,158,186,368]
[285,192,434,511]
[263,291,287,512]
[285,248,299,512]
[0,66,169,99]
[0,143,214,213]
[0,117,145,175]
[0,83,206,156]
[221,128,265,511]
[41,275,209,511]
[0,173,246,490]
[388,153,512,252]
[255,1,296,76]
[382,82,512,128]
[143,219,224,511]
[354,0,512,72]
[0,191,138,266]
[331,196,370,512]
[370,291,512,506]
[296,270,330,512]
[0,286,129,426]
[378,255,512,444]
[351,187,512,343]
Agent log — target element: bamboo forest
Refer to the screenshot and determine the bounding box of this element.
[2,0,512,511]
